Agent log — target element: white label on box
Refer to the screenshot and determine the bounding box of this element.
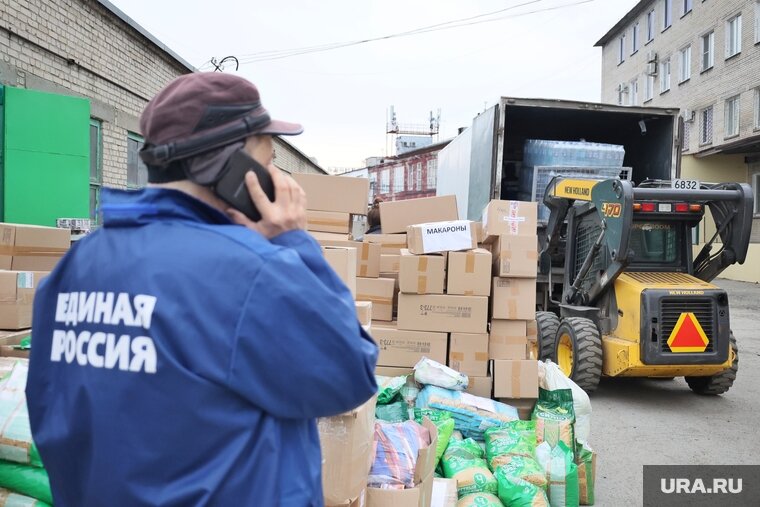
[507,201,522,235]
[16,272,33,289]
[460,391,497,413]
[420,220,472,253]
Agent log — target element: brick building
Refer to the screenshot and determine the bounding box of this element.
[364,139,450,202]
[597,0,760,282]
[0,0,323,226]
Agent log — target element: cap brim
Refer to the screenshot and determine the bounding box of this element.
[257,119,304,136]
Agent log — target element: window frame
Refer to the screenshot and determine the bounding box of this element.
[647,9,656,42]
[726,14,743,59]
[752,172,760,216]
[663,0,673,31]
[699,106,714,146]
[682,120,691,153]
[425,159,437,189]
[126,132,148,190]
[724,95,740,139]
[678,45,691,83]
[681,0,692,17]
[701,30,715,72]
[645,74,655,102]
[630,78,639,106]
[394,166,405,193]
[380,169,390,194]
[89,119,103,226]
[660,58,671,93]
[618,34,626,64]
[632,23,640,54]
[754,87,760,130]
[755,1,760,44]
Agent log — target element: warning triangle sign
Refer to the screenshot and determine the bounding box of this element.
[667,312,709,353]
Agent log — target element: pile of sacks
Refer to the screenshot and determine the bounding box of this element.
[372,358,596,507]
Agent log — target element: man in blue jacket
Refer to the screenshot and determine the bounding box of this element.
[26,72,379,506]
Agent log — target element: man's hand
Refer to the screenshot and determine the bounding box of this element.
[227,162,307,239]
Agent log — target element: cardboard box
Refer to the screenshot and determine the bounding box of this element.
[294,173,370,215]
[0,223,70,271]
[398,249,445,295]
[356,278,395,321]
[371,323,448,367]
[307,210,351,234]
[0,271,49,330]
[380,254,400,273]
[491,277,537,320]
[365,234,407,255]
[489,320,529,360]
[367,418,438,507]
[482,200,537,239]
[323,246,357,297]
[446,249,491,296]
[379,272,400,318]
[473,222,485,244]
[397,294,488,334]
[319,395,377,506]
[406,221,478,255]
[497,397,537,420]
[488,235,538,278]
[492,359,539,399]
[310,231,352,242]
[320,240,381,278]
[448,333,489,377]
[431,478,458,507]
[465,376,493,399]
[375,365,415,377]
[355,301,372,327]
[379,195,459,234]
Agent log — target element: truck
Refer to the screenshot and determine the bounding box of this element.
[438,98,753,395]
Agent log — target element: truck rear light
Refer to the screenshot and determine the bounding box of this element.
[658,203,673,212]
[641,202,656,212]
[689,204,703,212]
[674,203,689,212]
[633,203,642,211]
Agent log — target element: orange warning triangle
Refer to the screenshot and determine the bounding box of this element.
[667,312,709,352]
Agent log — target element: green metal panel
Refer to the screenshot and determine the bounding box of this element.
[2,86,89,226]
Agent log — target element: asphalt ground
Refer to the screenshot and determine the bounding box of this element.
[591,278,760,506]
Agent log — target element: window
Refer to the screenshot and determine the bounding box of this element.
[632,23,640,54]
[682,0,692,16]
[126,133,148,189]
[647,10,655,41]
[380,169,390,193]
[725,95,740,138]
[618,34,626,64]
[630,79,639,105]
[645,74,654,102]
[415,162,422,190]
[660,58,671,93]
[700,106,714,145]
[663,0,672,30]
[426,159,437,189]
[629,222,681,265]
[89,119,102,225]
[679,45,691,83]
[756,1,760,44]
[752,172,760,215]
[701,31,714,71]
[394,166,405,193]
[754,88,760,129]
[682,121,691,152]
[726,14,742,58]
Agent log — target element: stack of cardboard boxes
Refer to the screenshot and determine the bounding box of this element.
[483,200,540,417]
[0,223,71,358]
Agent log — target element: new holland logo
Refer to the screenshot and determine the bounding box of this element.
[666,312,709,353]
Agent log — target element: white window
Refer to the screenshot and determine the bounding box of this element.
[394,166,405,193]
[754,88,760,129]
[682,0,692,16]
[660,59,671,93]
[752,172,760,215]
[632,23,640,54]
[619,35,626,64]
[380,169,390,193]
[701,31,714,71]
[415,162,422,190]
[664,0,672,30]
[700,106,714,145]
[726,14,742,58]
[426,159,437,189]
[725,95,740,138]
[647,10,655,41]
[679,45,691,83]
[645,74,654,102]
[755,1,760,44]
[683,121,691,152]
[630,79,639,105]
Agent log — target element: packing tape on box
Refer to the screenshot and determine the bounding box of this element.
[356,295,393,305]
[464,290,474,296]
[418,256,428,271]
[475,352,489,361]
[450,352,464,361]
[0,247,67,255]
[465,251,476,273]
[359,265,368,277]
[360,244,370,261]
[511,360,522,398]
[528,250,538,260]
[307,218,349,227]
[508,300,518,319]
[417,275,427,294]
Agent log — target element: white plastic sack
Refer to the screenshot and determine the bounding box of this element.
[538,360,592,444]
[414,357,468,391]
[535,441,552,473]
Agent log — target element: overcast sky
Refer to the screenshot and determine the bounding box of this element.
[110,0,640,170]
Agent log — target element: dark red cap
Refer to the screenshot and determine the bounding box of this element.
[139,72,302,166]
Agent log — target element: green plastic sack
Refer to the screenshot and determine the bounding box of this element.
[532,388,575,453]
[456,492,503,507]
[376,375,407,405]
[375,400,409,423]
[496,472,550,507]
[546,441,579,507]
[0,487,50,506]
[442,439,498,498]
[498,455,547,489]
[484,421,537,470]
[576,443,596,505]
[0,462,52,505]
[414,409,455,466]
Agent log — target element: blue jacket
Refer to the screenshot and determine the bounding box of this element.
[26,187,378,506]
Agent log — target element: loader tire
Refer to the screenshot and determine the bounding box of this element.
[686,333,738,396]
[555,317,603,393]
[536,311,560,361]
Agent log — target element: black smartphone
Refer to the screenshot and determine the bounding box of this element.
[214,149,275,222]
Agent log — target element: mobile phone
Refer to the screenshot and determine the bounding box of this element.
[214,149,275,222]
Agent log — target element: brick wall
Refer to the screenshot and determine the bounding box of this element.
[368,148,442,201]
[273,137,325,175]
